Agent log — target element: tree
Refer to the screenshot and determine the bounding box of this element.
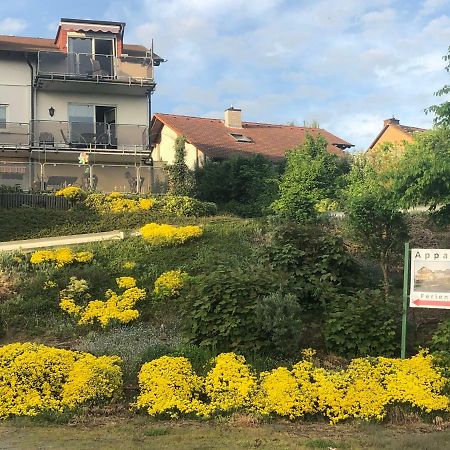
[393,129,450,225]
[425,46,450,127]
[195,154,279,216]
[271,134,347,222]
[165,136,196,196]
[345,156,408,299]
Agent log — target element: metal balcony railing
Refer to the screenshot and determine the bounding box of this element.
[0,122,30,147]
[37,51,154,84]
[31,120,149,151]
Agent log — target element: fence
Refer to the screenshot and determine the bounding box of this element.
[0,192,70,210]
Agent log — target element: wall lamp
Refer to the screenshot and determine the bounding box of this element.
[48,106,55,117]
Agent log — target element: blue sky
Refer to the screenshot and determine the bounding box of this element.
[1,0,450,149]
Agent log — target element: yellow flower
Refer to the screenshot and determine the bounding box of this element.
[116,276,137,289]
[0,342,122,419]
[59,277,146,328]
[29,248,93,268]
[123,261,137,270]
[154,270,188,298]
[140,223,203,246]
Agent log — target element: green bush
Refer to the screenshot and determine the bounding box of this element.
[431,319,450,352]
[183,265,276,352]
[324,289,398,358]
[254,292,303,357]
[195,155,280,217]
[257,221,356,309]
[271,134,347,222]
[157,195,217,217]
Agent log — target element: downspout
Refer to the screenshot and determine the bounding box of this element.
[25,53,36,190]
[25,53,35,145]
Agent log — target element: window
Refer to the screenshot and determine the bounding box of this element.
[229,132,253,143]
[0,105,7,129]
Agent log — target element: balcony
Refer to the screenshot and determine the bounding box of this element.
[31,120,149,153]
[36,52,155,95]
[0,122,30,148]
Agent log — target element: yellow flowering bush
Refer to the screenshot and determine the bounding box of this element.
[0,342,122,419]
[204,353,256,415]
[85,192,155,213]
[154,270,188,298]
[135,351,449,422]
[30,248,94,268]
[116,276,137,289]
[134,356,205,418]
[140,223,203,246]
[55,186,86,202]
[59,276,146,328]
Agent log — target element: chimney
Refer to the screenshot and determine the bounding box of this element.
[224,106,242,128]
[384,117,400,127]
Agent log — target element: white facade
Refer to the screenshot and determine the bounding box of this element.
[0,18,165,193]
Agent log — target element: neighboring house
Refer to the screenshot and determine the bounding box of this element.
[368,117,427,154]
[151,107,353,169]
[0,18,165,193]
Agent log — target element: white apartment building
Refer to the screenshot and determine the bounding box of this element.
[0,18,165,193]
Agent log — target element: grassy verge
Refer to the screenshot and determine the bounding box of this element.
[0,416,449,450]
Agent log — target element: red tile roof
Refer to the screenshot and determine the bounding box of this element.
[152,113,353,160]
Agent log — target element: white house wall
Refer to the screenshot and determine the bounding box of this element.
[155,124,204,170]
[0,56,31,123]
[36,91,148,125]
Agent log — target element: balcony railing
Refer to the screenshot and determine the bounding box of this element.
[37,51,154,84]
[0,122,30,147]
[31,121,149,151]
[0,121,149,151]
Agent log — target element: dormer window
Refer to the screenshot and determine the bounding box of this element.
[229,133,253,143]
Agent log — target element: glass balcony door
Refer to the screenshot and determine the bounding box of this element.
[94,39,114,77]
[68,104,95,146]
[68,37,92,76]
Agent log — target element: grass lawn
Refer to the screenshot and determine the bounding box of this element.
[0,416,449,450]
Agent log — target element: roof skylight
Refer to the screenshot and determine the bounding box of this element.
[229,133,253,143]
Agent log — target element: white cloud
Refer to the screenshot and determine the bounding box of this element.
[120,0,450,148]
[420,0,450,16]
[0,17,27,35]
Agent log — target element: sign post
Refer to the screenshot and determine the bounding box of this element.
[402,246,450,358]
[401,242,410,359]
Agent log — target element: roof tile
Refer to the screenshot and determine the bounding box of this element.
[153,113,352,160]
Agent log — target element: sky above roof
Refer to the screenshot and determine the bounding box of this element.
[1,0,450,150]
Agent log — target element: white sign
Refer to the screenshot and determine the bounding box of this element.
[410,248,450,309]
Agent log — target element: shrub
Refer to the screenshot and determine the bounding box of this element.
[135,350,449,422]
[195,155,279,217]
[0,342,122,419]
[84,192,155,213]
[271,134,346,222]
[55,186,87,202]
[140,223,203,246]
[157,195,217,217]
[253,292,303,357]
[154,270,188,298]
[324,289,398,358]
[257,221,355,308]
[134,356,204,417]
[204,353,256,414]
[30,248,94,268]
[184,265,275,352]
[165,136,196,196]
[59,276,146,328]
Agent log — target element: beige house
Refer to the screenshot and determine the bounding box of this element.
[151,107,353,170]
[0,18,166,193]
[368,117,427,154]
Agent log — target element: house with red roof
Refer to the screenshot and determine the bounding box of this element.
[151,107,353,169]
